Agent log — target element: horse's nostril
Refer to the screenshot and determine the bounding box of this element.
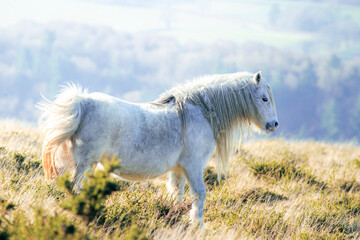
[274,122,279,127]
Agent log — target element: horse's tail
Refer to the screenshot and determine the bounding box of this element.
[38,83,87,180]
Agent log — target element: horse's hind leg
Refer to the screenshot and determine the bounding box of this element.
[167,170,185,201]
[71,142,101,192]
[72,159,94,192]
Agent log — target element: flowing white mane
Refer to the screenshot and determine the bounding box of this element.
[155,72,275,176]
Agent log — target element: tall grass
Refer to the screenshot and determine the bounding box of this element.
[0,120,360,239]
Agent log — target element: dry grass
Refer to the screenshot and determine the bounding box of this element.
[1,120,360,239]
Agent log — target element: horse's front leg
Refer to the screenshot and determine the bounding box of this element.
[184,168,206,227]
[167,171,185,201]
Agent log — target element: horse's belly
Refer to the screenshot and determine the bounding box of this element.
[106,149,181,181]
[111,163,173,181]
[111,172,159,181]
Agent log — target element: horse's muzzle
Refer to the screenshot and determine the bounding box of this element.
[265,121,279,133]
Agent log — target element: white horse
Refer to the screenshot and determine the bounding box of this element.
[39,71,278,226]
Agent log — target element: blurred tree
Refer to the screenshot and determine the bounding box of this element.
[321,99,340,139]
[349,96,360,140]
[15,47,32,80]
[328,54,341,69]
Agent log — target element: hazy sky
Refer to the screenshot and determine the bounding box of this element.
[1,0,162,31]
[0,0,312,46]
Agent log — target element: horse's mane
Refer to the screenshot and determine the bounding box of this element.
[154,72,275,177]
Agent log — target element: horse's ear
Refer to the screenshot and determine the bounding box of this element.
[254,71,262,84]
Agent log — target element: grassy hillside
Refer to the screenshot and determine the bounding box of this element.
[1,120,360,239]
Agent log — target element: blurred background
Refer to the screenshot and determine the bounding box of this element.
[0,0,359,141]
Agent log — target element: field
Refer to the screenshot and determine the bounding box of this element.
[1,120,360,239]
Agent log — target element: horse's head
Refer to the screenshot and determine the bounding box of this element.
[251,71,279,134]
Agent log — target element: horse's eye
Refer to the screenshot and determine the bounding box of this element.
[262,97,268,102]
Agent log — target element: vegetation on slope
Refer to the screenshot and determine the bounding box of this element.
[0,121,360,239]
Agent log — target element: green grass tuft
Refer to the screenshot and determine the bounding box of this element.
[203,166,225,190]
[0,198,91,240]
[58,156,122,224]
[13,151,41,172]
[240,187,288,204]
[248,153,326,189]
[123,225,150,240]
[337,179,360,192]
[353,157,360,168]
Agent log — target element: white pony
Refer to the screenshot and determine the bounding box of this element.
[39,71,278,226]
